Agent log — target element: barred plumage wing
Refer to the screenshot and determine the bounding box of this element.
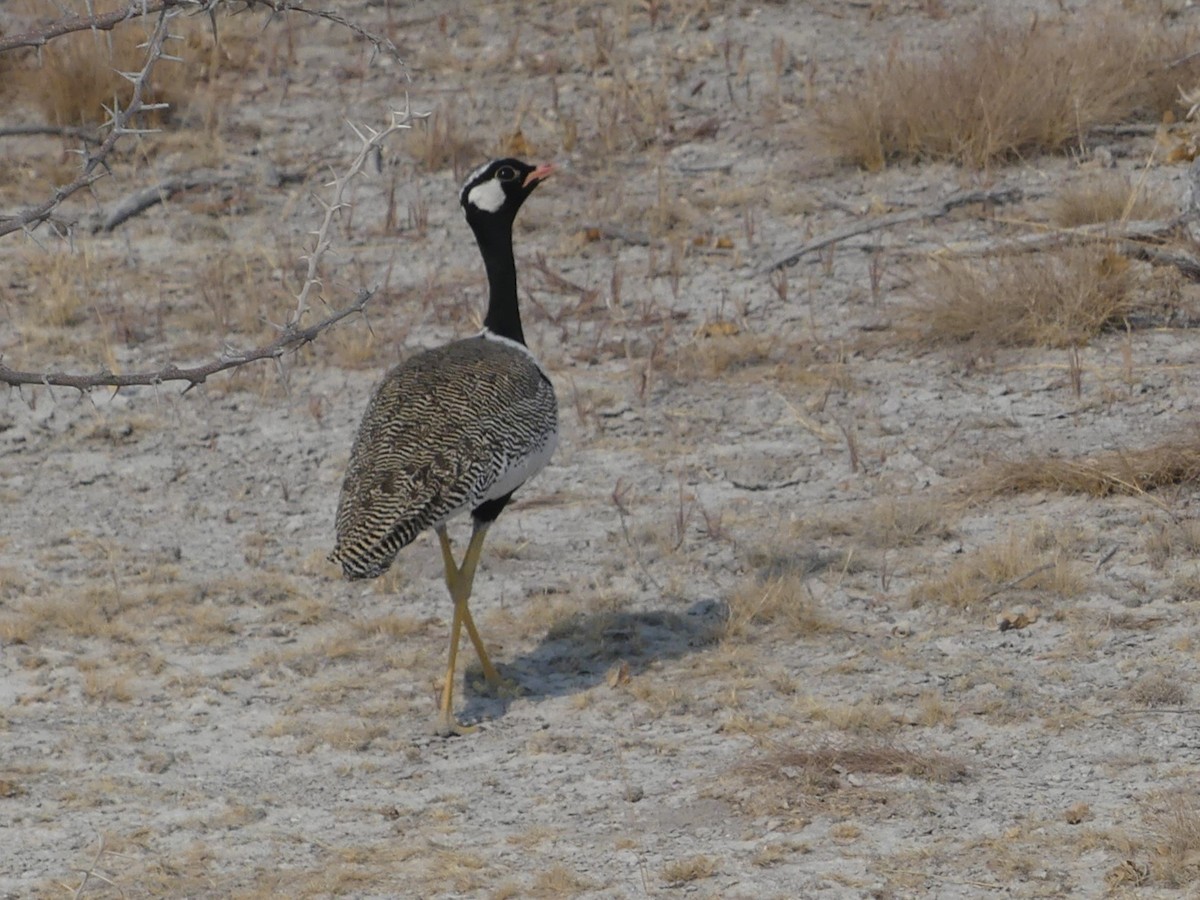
[330,337,556,580]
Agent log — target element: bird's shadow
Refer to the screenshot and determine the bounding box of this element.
[459,599,727,725]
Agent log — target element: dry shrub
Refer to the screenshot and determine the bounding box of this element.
[976,438,1200,498]
[819,11,1196,169]
[1052,172,1176,227]
[9,0,203,126]
[917,246,1133,349]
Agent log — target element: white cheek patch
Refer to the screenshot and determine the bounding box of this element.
[466,178,506,213]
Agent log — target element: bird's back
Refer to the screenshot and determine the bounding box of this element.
[330,334,557,579]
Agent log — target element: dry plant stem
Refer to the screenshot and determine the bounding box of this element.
[0,8,177,239]
[0,290,373,392]
[756,185,1023,276]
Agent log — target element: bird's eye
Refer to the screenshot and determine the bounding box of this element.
[495,166,517,182]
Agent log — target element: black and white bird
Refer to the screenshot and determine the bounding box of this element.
[330,159,557,735]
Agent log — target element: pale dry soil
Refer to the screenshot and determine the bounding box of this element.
[2,1,1200,897]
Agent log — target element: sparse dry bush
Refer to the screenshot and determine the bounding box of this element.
[917,246,1134,349]
[819,11,1197,170]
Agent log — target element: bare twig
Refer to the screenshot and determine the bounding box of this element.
[755,185,1023,276]
[0,289,374,392]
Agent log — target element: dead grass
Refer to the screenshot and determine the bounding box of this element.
[721,574,834,642]
[661,855,718,885]
[1126,671,1190,708]
[909,529,1084,609]
[1138,793,1200,888]
[818,10,1196,169]
[1052,172,1176,227]
[9,0,204,126]
[917,246,1134,349]
[974,436,1200,498]
[735,738,967,814]
[859,495,957,549]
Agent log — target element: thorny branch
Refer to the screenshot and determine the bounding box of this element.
[0,0,177,53]
[0,7,177,239]
[0,289,374,392]
[291,103,424,327]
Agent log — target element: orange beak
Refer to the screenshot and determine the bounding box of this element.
[524,163,555,187]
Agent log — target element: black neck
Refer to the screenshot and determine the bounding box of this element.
[472,220,526,346]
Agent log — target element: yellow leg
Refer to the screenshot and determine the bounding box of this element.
[433,523,497,736]
[435,595,473,736]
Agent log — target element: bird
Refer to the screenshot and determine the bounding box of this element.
[329,158,558,736]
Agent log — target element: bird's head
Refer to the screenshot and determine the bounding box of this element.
[459,158,554,227]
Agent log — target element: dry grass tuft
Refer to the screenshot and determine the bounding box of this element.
[530,864,597,897]
[10,0,206,126]
[859,495,957,549]
[818,11,1195,169]
[1127,671,1190,708]
[909,529,1084,609]
[975,437,1200,498]
[1143,794,1200,888]
[661,855,718,885]
[736,739,967,812]
[722,574,833,642]
[917,246,1134,349]
[1052,172,1176,227]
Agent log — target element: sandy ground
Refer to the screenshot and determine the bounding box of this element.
[4,0,1200,897]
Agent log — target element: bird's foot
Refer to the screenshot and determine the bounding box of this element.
[434,713,479,738]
